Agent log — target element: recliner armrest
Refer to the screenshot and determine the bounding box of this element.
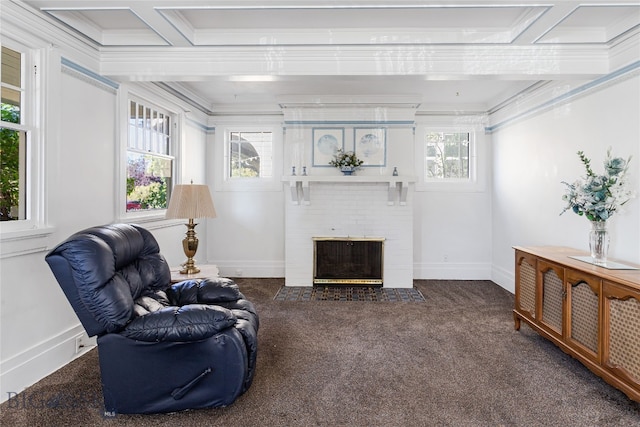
[121,304,237,342]
[168,278,243,306]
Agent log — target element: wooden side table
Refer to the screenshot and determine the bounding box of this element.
[170,264,220,283]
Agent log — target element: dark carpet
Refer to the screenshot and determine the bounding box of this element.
[1,279,638,426]
[273,285,426,302]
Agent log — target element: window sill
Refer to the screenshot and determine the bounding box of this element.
[0,225,57,259]
[118,213,185,230]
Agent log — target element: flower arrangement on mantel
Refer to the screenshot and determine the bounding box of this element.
[560,148,635,222]
[329,149,364,175]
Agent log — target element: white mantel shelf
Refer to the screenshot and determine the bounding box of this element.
[282,175,417,205]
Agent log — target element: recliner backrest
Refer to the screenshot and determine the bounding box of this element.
[45,224,171,336]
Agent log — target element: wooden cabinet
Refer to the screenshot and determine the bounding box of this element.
[513,246,640,402]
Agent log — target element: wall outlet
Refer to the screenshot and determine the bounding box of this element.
[235,269,243,276]
[443,254,449,262]
[74,335,86,354]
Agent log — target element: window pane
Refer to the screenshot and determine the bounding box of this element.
[126,151,172,211]
[229,131,272,178]
[1,47,26,221]
[0,124,26,221]
[2,47,22,122]
[424,132,470,180]
[1,47,21,87]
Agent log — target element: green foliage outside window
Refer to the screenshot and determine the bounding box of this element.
[126,152,171,211]
[0,104,20,221]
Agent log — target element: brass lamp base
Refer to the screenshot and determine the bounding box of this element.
[179,218,201,275]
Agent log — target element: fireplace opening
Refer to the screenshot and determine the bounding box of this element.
[313,237,384,286]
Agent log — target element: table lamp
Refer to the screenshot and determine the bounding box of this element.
[165,183,217,274]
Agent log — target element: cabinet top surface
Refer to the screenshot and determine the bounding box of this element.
[514,246,640,288]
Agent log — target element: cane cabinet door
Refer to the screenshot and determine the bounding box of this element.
[603,280,640,394]
[538,260,565,340]
[566,269,601,363]
[515,250,537,322]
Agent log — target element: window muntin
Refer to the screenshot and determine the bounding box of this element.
[126,99,173,212]
[228,131,273,178]
[1,46,26,221]
[424,131,470,180]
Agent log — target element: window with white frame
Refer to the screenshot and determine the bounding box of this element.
[424,131,471,180]
[228,130,273,179]
[1,45,28,222]
[126,98,174,212]
[415,125,484,192]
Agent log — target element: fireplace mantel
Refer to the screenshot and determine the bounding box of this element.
[282,175,416,205]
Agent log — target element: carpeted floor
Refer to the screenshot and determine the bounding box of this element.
[1,279,638,426]
[273,285,426,302]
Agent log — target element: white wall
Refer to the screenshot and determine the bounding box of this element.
[205,107,495,282]
[491,75,640,292]
[413,117,493,280]
[0,64,120,401]
[0,53,209,404]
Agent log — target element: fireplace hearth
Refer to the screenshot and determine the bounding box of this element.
[313,237,384,286]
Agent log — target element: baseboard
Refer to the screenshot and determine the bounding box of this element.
[413,262,492,280]
[214,261,495,282]
[213,260,285,278]
[491,264,515,294]
[0,324,95,404]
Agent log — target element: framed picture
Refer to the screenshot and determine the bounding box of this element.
[312,128,344,167]
[354,128,386,167]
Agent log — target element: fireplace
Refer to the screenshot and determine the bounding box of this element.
[284,180,414,288]
[313,237,384,286]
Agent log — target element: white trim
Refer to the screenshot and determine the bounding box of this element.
[116,85,184,223]
[214,260,284,279]
[0,324,96,404]
[491,264,515,294]
[487,60,640,134]
[413,121,488,193]
[0,226,57,259]
[413,262,492,280]
[215,123,284,192]
[0,39,52,242]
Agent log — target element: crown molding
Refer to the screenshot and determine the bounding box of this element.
[3,1,101,68]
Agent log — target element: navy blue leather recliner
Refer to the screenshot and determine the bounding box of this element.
[45,224,259,415]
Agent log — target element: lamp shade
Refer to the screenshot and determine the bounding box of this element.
[165,184,217,220]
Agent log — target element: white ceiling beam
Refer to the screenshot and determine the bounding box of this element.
[99,44,609,81]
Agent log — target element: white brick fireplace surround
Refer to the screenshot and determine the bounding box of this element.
[284,177,414,288]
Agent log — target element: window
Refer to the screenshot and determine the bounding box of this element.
[228,130,273,178]
[215,122,282,192]
[1,46,27,221]
[126,99,174,212]
[415,124,485,192]
[424,131,470,180]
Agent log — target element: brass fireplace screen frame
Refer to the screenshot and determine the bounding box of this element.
[313,237,385,286]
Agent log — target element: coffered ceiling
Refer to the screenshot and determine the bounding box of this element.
[18,1,640,114]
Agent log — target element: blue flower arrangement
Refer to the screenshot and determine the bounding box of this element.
[561,148,635,222]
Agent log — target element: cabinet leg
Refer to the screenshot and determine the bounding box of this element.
[513,313,521,331]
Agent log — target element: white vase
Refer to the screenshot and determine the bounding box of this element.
[589,220,609,265]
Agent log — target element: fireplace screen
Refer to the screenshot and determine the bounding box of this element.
[313,237,384,285]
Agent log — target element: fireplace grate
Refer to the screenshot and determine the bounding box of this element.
[313,237,384,286]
